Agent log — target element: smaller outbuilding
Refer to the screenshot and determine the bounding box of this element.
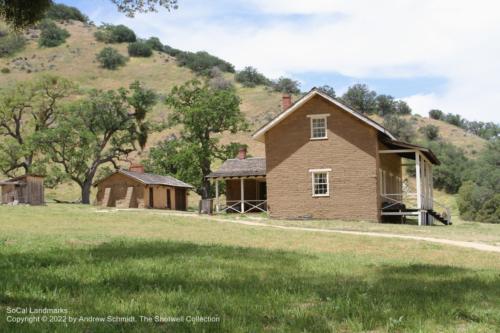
[93,164,193,210]
[0,175,45,205]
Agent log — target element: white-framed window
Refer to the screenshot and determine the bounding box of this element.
[309,168,331,197]
[307,114,329,139]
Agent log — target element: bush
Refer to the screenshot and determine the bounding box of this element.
[429,109,444,120]
[457,181,497,222]
[128,41,152,57]
[96,47,127,70]
[0,33,25,57]
[235,66,270,87]
[383,115,416,143]
[420,124,439,140]
[163,44,182,57]
[176,51,235,75]
[38,20,70,47]
[145,37,164,51]
[94,24,136,43]
[272,77,301,94]
[45,3,88,22]
[1,67,10,73]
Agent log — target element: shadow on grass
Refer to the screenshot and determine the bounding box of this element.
[1,240,499,332]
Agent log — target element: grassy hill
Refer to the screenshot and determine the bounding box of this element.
[0,20,489,207]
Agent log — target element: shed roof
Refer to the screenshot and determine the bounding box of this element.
[207,158,266,179]
[94,169,193,188]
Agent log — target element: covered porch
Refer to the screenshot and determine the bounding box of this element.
[207,148,267,214]
[379,140,451,226]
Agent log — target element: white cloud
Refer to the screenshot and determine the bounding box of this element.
[89,0,500,122]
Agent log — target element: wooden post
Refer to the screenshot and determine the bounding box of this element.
[215,179,220,213]
[240,178,245,213]
[415,152,423,226]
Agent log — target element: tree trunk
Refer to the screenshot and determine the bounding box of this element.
[81,180,93,204]
[200,176,211,199]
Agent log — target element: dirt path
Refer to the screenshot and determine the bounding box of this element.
[101,209,500,253]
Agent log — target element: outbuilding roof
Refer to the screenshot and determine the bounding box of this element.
[94,169,193,188]
[207,158,266,179]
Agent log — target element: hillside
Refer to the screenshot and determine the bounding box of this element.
[0,20,488,161]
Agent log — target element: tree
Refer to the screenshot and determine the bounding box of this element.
[419,124,439,140]
[272,77,301,94]
[0,75,75,176]
[235,66,270,87]
[96,47,127,70]
[317,85,336,98]
[394,100,412,115]
[341,84,377,114]
[0,0,178,29]
[383,115,416,143]
[153,80,248,198]
[429,109,444,120]
[38,82,156,204]
[94,24,136,43]
[45,3,88,22]
[375,94,396,116]
[145,37,163,51]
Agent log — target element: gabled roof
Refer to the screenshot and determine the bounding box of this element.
[207,158,266,179]
[252,88,397,142]
[94,169,193,188]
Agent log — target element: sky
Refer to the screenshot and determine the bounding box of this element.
[62,0,500,122]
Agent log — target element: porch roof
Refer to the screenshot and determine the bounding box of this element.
[207,158,266,179]
[381,139,440,165]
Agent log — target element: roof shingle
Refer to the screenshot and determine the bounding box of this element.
[207,158,266,178]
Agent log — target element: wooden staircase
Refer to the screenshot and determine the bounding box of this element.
[427,209,452,225]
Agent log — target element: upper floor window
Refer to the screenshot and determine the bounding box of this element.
[307,114,329,139]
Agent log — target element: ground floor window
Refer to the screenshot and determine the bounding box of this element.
[309,168,331,197]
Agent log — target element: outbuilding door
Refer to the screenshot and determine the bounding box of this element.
[175,188,186,211]
[149,187,154,207]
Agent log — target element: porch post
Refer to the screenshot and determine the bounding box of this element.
[240,178,245,213]
[415,152,423,226]
[215,179,220,213]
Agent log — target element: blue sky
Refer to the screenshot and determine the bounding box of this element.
[61,0,499,122]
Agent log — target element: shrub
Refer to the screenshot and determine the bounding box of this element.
[235,66,270,87]
[429,109,444,120]
[38,20,70,47]
[163,44,182,57]
[96,47,127,70]
[1,67,10,73]
[45,3,88,22]
[383,115,416,143]
[146,37,164,51]
[420,124,439,140]
[0,33,25,57]
[128,41,152,57]
[94,24,136,43]
[176,51,235,75]
[457,181,497,222]
[271,77,301,94]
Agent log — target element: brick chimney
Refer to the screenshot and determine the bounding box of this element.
[282,94,292,111]
[237,147,247,160]
[129,163,145,173]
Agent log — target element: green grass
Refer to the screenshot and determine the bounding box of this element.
[1,205,499,332]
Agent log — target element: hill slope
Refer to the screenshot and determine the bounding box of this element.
[0,20,487,161]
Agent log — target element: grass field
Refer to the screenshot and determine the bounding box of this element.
[1,204,499,332]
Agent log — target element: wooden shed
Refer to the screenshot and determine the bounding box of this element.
[93,165,193,210]
[0,175,45,205]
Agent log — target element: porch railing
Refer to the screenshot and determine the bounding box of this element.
[218,200,267,213]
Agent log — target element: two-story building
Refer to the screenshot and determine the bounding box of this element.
[208,88,450,226]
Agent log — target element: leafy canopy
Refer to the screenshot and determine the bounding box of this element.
[37,81,156,203]
[146,80,247,198]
